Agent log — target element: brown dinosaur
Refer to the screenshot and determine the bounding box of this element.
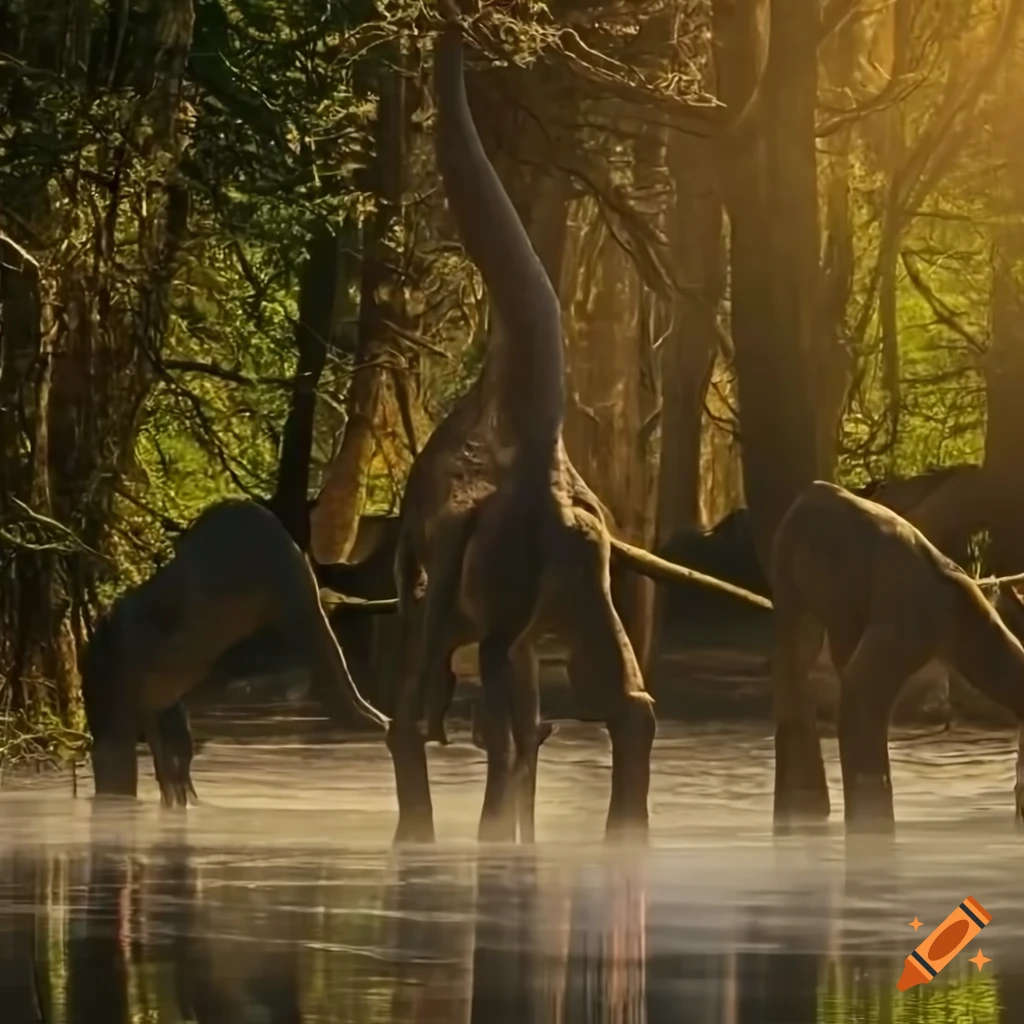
[385,15,769,847]
[771,480,1024,832]
[81,498,389,806]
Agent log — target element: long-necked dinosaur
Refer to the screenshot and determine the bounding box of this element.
[385,12,767,847]
[771,480,1024,832]
[81,498,389,806]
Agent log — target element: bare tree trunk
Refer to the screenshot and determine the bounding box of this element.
[270,226,351,550]
[562,202,659,673]
[655,132,722,545]
[310,60,407,564]
[649,129,724,674]
[984,238,1024,574]
[714,0,832,568]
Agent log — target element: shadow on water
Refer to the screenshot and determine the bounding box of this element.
[3,724,1024,1022]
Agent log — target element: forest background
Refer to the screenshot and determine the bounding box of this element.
[4,0,1024,744]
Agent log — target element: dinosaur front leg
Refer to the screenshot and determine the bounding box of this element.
[477,636,518,843]
[837,625,925,833]
[91,725,139,801]
[770,595,829,831]
[388,601,436,844]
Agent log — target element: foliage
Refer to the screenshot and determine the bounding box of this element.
[4,0,1024,743]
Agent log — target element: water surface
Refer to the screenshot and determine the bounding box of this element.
[2,722,1022,1022]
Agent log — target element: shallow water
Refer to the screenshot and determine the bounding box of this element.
[2,721,1023,1023]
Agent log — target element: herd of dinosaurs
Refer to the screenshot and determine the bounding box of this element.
[79,10,1024,842]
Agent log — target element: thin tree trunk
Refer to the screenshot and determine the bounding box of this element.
[310,60,407,564]
[714,0,829,569]
[649,130,723,675]
[269,224,348,549]
[984,239,1024,574]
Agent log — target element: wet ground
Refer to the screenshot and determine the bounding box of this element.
[2,721,1024,1023]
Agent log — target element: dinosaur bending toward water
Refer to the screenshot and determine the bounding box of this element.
[385,11,767,847]
[81,499,389,806]
[771,480,1024,832]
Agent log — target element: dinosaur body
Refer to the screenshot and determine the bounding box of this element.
[81,499,388,806]
[771,480,1024,831]
[387,14,772,846]
[386,19,655,845]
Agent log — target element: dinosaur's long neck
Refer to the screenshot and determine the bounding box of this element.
[433,27,564,457]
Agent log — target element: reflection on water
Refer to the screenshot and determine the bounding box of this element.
[2,723,1024,1022]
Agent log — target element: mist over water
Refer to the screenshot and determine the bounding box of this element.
[2,722,1022,1022]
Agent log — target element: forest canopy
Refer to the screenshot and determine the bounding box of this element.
[3,0,1024,739]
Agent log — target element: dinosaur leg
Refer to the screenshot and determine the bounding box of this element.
[471,639,549,844]
[837,624,926,832]
[389,523,474,845]
[91,721,139,801]
[388,596,436,844]
[507,642,553,844]
[146,703,198,809]
[771,594,829,831]
[560,531,655,842]
[419,515,476,747]
[476,634,519,843]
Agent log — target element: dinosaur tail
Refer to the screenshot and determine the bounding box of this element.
[433,23,564,452]
[303,589,391,732]
[609,538,773,610]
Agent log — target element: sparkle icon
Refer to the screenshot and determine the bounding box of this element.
[909,917,924,931]
[968,949,991,972]
[897,897,992,992]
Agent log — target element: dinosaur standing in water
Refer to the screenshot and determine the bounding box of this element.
[771,480,1024,832]
[386,9,768,846]
[81,499,389,806]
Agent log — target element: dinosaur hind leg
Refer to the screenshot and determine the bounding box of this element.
[561,531,655,842]
[771,592,829,832]
[146,703,198,809]
[507,642,553,844]
[837,624,926,833]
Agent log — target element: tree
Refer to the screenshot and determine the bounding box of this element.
[1,0,196,725]
[713,0,844,567]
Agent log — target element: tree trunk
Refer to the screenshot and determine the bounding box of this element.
[649,129,724,673]
[269,225,350,550]
[714,0,831,569]
[0,1,195,723]
[655,132,722,545]
[310,61,407,565]
[562,202,659,673]
[984,238,1024,574]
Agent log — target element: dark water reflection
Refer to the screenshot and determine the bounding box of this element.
[2,723,1024,1022]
